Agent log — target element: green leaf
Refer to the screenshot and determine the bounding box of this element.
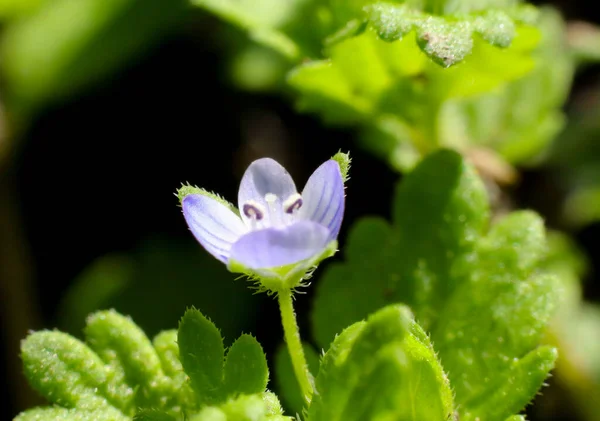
[309,305,454,421]
[365,3,534,67]
[313,150,488,346]
[14,407,130,421]
[152,330,197,411]
[190,394,292,421]
[461,346,557,421]
[274,342,320,415]
[20,331,116,410]
[178,308,226,404]
[223,334,269,397]
[439,7,572,165]
[84,310,168,410]
[1,0,186,113]
[311,150,559,420]
[134,409,177,421]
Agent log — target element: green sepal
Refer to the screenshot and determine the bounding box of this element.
[228,240,338,293]
[176,184,240,216]
[331,150,351,183]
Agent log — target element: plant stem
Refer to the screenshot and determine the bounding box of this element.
[277,288,313,404]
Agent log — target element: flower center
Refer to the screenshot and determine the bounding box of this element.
[242,193,303,230]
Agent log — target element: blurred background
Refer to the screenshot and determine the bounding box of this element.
[1,0,600,420]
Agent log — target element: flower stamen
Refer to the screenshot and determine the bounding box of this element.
[284,193,303,214]
[243,201,265,220]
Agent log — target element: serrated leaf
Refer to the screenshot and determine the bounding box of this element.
[190,394,292,421]
[311,150,559,420]
[222,334,269,397]
[439,7,572,165]
[84,310,168,410]
[178,308,226,405]
[274,342,320,415]
[20,331,117,411]
[309,305,454,421]
[462,346,557,421]
[14,406,130,421]
[366,3,532,67]
[313,150,488,347]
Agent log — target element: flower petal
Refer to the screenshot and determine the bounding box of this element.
[238,158,298,224]
[182,194,247,263]
[229,221,330,269]
[298,160,345,240]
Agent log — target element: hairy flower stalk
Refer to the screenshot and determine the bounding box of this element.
[178,152,349,405]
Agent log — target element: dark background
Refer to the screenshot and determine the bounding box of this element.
[2,0,600,419]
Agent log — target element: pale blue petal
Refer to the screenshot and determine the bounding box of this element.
[229,221,330,269]
[182,194,247,263]
[238,158,297,224]
[298,160,345,241]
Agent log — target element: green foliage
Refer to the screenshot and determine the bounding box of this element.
[308,305,454,421]
[365,3,534,67]
[0,0,185,113]
[16,308,272,421]
[191,0,572,171]
[190,394,290,421]
[312,150,559,420]
[288,17,540,169]
[222,335,270,397]
[439,7,573,166]
[178,308,269,405]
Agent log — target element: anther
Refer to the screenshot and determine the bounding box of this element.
[243,201,265,220]
[283,193,303,214]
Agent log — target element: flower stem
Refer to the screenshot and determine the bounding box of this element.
[277,288,313,404]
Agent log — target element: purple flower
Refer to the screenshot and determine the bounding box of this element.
[179,154,348,283]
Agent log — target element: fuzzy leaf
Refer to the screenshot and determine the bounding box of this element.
[311,150,559,420]
[222,334,269,397]
[84,310,168,410]
[309,305,454,421]
[313,149,488,345]
[178,308,226,404]
[134,410,177,421]
[14,407,129,421]
[21,331,115,410]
